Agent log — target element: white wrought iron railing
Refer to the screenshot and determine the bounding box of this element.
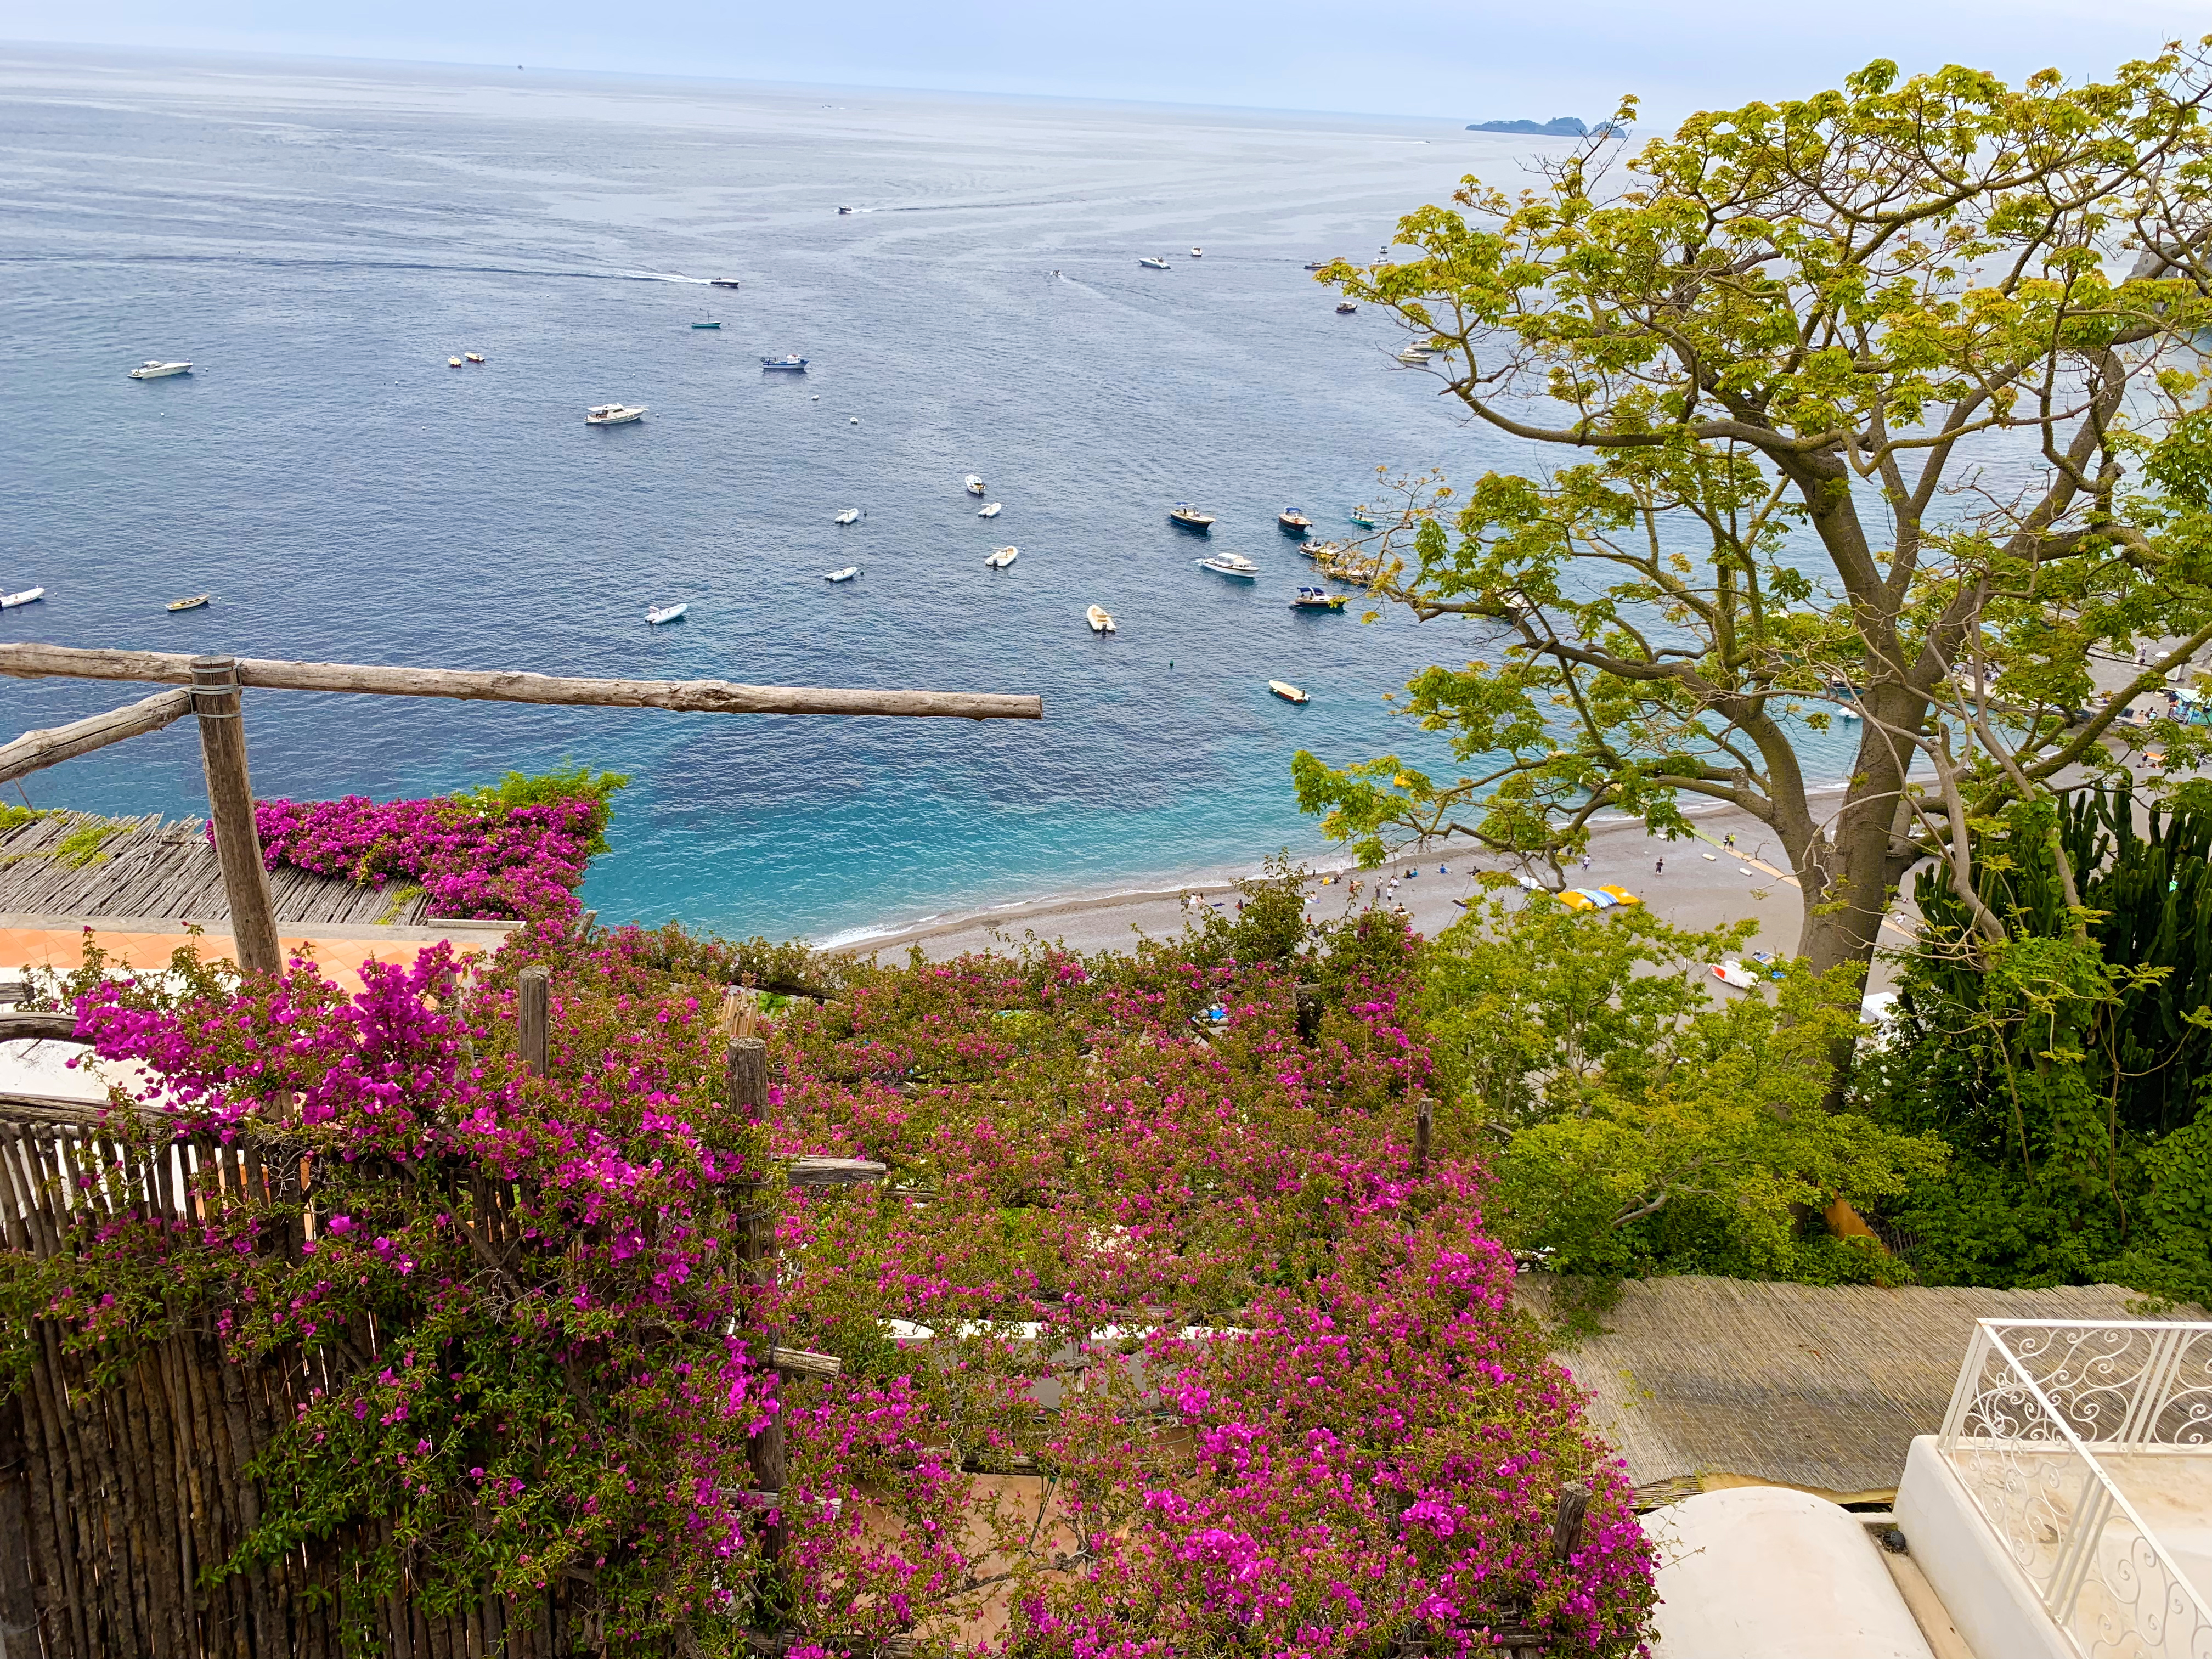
[1938,1318,2212,1659]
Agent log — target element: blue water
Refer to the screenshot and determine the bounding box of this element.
[0,47,1785,941]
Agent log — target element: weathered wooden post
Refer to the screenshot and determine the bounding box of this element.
[1551,1480,1591,1559]
[1414,1095,1432,1177]
[517,967,550,1076]
[727,1036,787,1578]
[190,655,281,977]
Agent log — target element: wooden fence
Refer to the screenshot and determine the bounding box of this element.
[0,1008,882,1658]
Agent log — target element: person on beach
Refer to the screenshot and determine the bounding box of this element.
[1655,857,1664,875]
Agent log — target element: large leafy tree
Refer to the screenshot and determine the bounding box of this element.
[1297,45,2212,977]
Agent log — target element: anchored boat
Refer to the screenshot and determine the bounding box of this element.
[1138,256,1170,269]
[825,566,860,583]
[1169,503,1215,532]
[1335,301,1358,314]
[761,354,808,370]
[0,588,45,610]
[691,321,721,329]
[835,508,861,525]
[465,352,486,363]
[1197,552,1258,580]
[1086,604,1116,634]
[447,356,463,368]
[978,501,1003,518]
[963,474,986,496]
[585,403,647,425]
[646,603,688,625]
[128,360,191,380]
[1268,680,1310,704]
[985,546,1019,568]
[1347,508,1377,529]
[1278,508,1312,534]
[166,594,211,613]
[1289,586,1345,611]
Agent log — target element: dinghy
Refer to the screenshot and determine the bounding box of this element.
[464,353,486,363]
[985,546,1019,569]
[1268,680,1310,704]
[835,508,861,525]
[826,566,860,583]
[448,357,464,368]
[166,594,211,612]
[1086,604,1116,634]
[646,603,688,625]
[0,588,45,610]
[978,502,1003,518]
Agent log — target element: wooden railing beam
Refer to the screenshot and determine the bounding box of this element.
[0,642,1043,723]
[0,688,194,785]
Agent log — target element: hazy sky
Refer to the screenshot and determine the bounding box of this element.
[2,0,2207,123]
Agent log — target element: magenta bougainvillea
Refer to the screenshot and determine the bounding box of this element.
[242,791,601,920]
[26,904,1657,1655]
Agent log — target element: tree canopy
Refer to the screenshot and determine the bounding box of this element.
[1298,43,2212,976]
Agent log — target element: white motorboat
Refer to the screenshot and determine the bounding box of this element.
[978,502,1003,518]
[1268,680,1309,704]
[1190,246,1204,257]
[447,356,464,368]
[1197,552,1258,580]
[464,353,486,363]
[1304,259,1333,270]
[646,603,688,625]
[1396,343,1438,365]
[826,566,860,583]
[1086,604,1116,634]
[0,587,45,610]
[985,546,1019,569]
[585,403,647,425]
[835,507,861,525]
[709,276,743,287]
[761,354,809,370]
[1138,256,1170,270]
[128,360,191,380]
[963,474,986,495]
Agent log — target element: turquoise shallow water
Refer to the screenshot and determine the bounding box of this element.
[0,47,1784,941]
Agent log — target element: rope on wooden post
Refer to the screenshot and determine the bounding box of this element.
[516,967,550,1077]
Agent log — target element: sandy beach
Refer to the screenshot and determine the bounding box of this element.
[840,792,1916,989]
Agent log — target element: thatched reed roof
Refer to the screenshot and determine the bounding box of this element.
[1518,1273,2202,1505]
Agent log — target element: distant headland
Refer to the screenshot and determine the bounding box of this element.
[1465,116,1622,137]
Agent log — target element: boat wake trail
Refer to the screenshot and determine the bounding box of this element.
[0,253,715,285]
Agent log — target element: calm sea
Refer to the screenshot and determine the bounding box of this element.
[0,47,1784,942]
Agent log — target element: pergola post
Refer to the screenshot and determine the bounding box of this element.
[190,655,281,977]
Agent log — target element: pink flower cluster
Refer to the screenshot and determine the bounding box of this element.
[243,791,601,919]
[36,911,1657,1655]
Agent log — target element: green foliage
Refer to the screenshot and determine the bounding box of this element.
[448,764,630,856]
[1301,46,2212,972]
[1865,784,2212,1301]
[0,804,49,834]
[53,819,127,868]
[1426,896,1942,1282]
